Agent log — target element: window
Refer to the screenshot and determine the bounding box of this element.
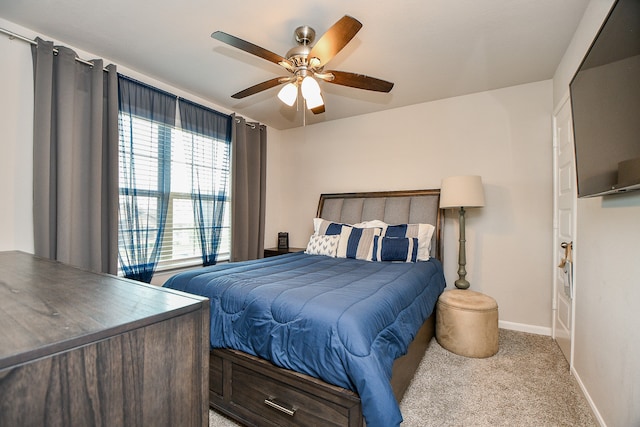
[117,75,231,281]
[161,126,231,269]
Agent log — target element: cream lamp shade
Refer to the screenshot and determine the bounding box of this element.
[440,175,485,209]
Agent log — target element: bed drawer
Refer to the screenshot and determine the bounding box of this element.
[232,363,352,426]
[209,351,223,397]
[209,349,363,427]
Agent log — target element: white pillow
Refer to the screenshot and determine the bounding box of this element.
[352,219,388,232]
[305,234,340,257]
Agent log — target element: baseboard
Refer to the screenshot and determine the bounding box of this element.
[498,320,552,336]
[571,366,606,426]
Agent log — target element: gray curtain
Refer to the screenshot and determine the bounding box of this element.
[32,38,118,274]
[231,115,266,261]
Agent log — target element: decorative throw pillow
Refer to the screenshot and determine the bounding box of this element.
[371,236,419,262]
[313,218,345,236]
[305,234,340,257]
[383,223,435,261]
[336,226,381,260]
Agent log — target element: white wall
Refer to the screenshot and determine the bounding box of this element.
[0,24,34,253]
[265,80,554,333]
[575,195,640,427]
[552,1,640,426]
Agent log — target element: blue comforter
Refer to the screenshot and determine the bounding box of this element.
[163,252,446,427]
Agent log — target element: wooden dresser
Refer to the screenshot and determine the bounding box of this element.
[0,251,209,427]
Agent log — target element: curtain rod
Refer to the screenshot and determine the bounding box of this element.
[235,118,258,129]
[1,26,101,68]
[2,26,261,127]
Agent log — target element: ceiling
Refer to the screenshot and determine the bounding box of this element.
[0,0,589,130]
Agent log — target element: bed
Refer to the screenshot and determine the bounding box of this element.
[163,189,446,427]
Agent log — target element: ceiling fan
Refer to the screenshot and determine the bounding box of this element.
[211,15,394,115]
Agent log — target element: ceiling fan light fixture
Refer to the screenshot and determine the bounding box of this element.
[301,76,321,98]
[304,91,324,110]
[277,82,298,106]
[212,16,393,116]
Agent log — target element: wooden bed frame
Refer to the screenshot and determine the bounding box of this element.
[208,189,443,426]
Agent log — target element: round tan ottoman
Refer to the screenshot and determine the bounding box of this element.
[436,289,499,358]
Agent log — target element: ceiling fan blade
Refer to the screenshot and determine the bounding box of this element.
[324,70,394,93]
[231,77,287,99]
[308,16,362,68]
[212,31,292,69]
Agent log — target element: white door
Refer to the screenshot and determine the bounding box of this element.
[552,94,577,366]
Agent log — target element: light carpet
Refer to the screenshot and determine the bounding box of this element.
[208,329,597,426]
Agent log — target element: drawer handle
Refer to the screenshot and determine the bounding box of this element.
[264,397,296,416]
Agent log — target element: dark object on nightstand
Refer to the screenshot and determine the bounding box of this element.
[278,232,289,250]
[264,247,305,257]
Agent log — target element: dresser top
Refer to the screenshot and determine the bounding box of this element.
[0,251,207,369]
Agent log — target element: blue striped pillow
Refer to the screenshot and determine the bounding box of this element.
[337,226,381,260]
[383,223,435,261]
[371,236,419,262]
[313,218,346,236]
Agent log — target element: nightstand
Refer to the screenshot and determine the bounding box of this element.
[263,247,305,258]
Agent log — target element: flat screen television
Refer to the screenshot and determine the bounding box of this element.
[569,0,640,198]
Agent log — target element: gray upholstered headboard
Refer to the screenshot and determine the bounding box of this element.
[316,189,443,261]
